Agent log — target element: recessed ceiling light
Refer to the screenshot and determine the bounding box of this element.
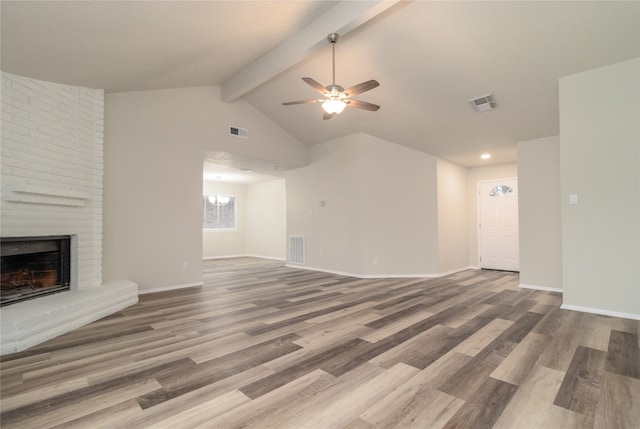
[481,154,491,160]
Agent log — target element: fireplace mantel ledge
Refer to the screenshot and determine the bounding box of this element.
[0,280,138,356]
[3,184,91,207]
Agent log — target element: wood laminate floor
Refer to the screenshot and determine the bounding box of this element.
[1,258,639,428]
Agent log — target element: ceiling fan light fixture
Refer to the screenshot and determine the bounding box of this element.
[322,99,347,114]
[282,33,380,119]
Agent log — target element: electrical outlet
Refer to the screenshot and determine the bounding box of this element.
[320,250,324,258]
[182,262,189,270]
[373,258,378,265]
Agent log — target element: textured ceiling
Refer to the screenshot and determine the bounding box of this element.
[2,1,638,168]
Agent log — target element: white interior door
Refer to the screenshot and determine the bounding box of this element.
[479,179,519,271]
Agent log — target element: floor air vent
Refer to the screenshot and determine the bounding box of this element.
[289,235,305,264]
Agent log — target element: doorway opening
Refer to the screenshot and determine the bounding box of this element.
[202,152,287,261]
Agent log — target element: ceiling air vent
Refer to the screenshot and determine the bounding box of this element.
[468,93,497,112]
[229,126,248,138]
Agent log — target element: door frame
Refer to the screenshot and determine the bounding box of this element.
[476,177,519,269]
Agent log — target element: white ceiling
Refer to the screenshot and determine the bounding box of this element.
[203,163,281,186]
[0,0,338,92]
[2,1,638,168]
[203,151,284,185]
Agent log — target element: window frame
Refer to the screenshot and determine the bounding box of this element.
[202,194,238,231]
[488,185,515,197]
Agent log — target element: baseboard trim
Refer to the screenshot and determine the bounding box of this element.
[560,304,640,321]
[519,283,563,293]
[139,282,204,295]
[438,266,477,277]
[203,254,247,260]
[245,255,286,262]
[284,264,473,279]
[203,254,285,261]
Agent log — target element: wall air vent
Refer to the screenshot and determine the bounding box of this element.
[289,235,305,265]
[229,126,248,138]
[468,93,497,112]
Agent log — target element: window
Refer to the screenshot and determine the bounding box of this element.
[489,185,514,197]
[203,195,236,230]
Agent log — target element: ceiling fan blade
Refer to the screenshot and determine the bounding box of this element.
[282,99,321,105]
[302,77,328,95]
[347,99,380,111]
[323,111,334,120]
[343,80,379,97]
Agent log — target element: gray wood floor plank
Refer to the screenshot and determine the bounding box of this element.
[605,330,640,379]
[441,377,518,429]
[554,345,607,419]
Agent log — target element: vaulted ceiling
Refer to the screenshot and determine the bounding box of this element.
[2,1,639,167]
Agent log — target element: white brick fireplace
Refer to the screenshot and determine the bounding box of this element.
[1,72,137,355]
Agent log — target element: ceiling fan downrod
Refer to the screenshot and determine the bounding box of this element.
[329,33,338,87]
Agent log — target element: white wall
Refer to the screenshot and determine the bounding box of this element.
[466,163,518,267]
[247,179,286,259]
[286,134,363,274]
[202,182,247,258]
[1,72,104,290]
[517,136,562,291]
[104,85,307,291]
[285,133,440,277]
[437,160,469,273]
[559,58,639,318]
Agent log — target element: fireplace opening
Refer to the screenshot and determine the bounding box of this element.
[1,236,71,306]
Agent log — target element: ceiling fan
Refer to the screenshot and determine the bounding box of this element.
[282,33,380,120]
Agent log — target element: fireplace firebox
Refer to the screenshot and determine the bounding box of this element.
[1,236,71,306]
